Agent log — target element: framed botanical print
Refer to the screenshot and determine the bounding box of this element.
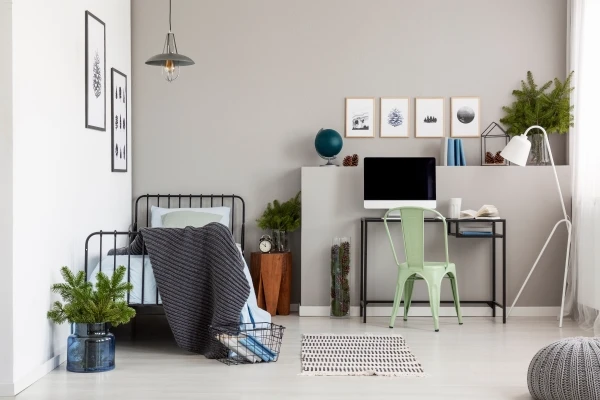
[111,69,127,172]
[380,98,410,138]
[415,98,445,138]
[85,11,106,131]
[345,98,375,138]
[451,97,480,137]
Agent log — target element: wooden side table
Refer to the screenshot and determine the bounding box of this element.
[250,252,292,316]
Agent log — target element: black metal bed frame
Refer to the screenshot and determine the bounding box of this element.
[84,194,246,313]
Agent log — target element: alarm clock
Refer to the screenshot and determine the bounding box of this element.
[259,235,274,253]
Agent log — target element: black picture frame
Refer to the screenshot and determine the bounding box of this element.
[111,68,128,172]
[85,11,106,131]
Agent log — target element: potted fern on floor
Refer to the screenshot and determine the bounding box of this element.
[47,266,135,372]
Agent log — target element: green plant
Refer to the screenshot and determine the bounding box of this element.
[47,266,135,326]
[256,191,301,232]
[500,71,574,136]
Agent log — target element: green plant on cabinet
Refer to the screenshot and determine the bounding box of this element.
[256,191,301,232]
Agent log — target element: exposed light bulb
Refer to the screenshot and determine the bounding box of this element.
[162,59,180,82]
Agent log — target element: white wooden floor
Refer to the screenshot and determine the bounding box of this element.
[14,315,591,400]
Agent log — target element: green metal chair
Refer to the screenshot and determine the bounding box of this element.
[384,207,463,332]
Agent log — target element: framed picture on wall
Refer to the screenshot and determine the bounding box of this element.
[415,98,445,138]
[111,68,127,172]
[85,11,106,131]
[451,97,480,137]
[380,98,410,138]
[345,98,375,138]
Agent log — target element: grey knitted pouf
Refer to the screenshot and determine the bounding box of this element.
[528,337,600,400]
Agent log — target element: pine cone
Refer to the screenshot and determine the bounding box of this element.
[494,151,505,164]
[351,154,359,166]
[342,156,352,166]
[485,152,494,164]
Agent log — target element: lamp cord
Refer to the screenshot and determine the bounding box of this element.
[169,0,172,32]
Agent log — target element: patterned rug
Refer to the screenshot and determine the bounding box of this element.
[301,334,425,377]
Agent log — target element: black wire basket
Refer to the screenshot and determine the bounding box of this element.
[210,322,285,366]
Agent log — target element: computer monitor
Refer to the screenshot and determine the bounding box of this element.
[364,157,436,210]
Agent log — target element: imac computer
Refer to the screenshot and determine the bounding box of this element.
[364,157,436,211]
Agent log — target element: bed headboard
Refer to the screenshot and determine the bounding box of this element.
[133,194,246,251]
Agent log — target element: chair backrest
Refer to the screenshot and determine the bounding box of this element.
[383,207,449,270]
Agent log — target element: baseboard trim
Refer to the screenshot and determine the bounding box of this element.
[0,384,14,397]
[299,305,561,318]
[8,351,65,396]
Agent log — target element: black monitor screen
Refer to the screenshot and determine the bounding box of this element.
[364,157,436,200]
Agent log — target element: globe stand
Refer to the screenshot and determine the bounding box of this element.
[319,155,339,167]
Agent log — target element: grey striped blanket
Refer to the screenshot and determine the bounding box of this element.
[109,223,250,357]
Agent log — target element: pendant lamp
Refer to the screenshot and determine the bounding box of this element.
[145,0,194,82]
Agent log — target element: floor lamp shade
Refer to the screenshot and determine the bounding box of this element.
[501,135,531,166]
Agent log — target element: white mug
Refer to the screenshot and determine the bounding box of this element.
[448,198,462,219]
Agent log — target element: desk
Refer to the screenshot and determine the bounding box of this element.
[360,217,507,323]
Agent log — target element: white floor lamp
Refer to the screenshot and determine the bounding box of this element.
[500,125,572,327]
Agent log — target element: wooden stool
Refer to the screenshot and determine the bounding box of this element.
[250,252,292,316]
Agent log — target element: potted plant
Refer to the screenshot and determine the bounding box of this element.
[257,192,301,252]
[47,266,135,373]
[500,71,574,165]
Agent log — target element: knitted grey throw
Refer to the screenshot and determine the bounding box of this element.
[109,223,250,358]
[528,337,600,400]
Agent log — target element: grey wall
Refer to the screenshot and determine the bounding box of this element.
[301,166,572,308]
[132,0,568,304]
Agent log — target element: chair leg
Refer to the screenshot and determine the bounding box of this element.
[427,281,441,332]
[449,274,463,325]
[389,272,407,328]
[403,277,415,321]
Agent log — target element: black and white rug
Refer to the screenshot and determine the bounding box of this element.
[301,334,425,377]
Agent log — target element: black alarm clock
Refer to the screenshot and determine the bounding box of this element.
[259,235,274,253]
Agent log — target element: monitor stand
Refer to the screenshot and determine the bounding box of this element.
[383,209,442,219]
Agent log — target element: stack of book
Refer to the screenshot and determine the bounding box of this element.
[458,205,500,237]
[440,138,467,166]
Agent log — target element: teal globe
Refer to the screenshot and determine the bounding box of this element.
[315,128,343,159]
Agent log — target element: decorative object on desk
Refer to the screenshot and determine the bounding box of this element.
[501,125,572,327]
[459,205,499,219]
[380,98,410,138]
[493,151,505,164]
[111,68,127,172]
[85,11,106,131]
[527,337,600,400]
[500,71,574,165]
[47,266,135,372]
[415,98,445,138]
[210,322,285,365]
[250,253,292,316]
[315,128,343,166]
[342,154,360,167]
[330,237,350,318]
[301,334,425,377]
[481,122,509,166]
[345,98,375,138]
[352,154,359,166]
[256,192,301,252]
[258,234,274,253]
[448,198,462,219]
[443,138,466,166]
[451,97,480,138]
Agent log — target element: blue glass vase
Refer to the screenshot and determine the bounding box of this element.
[67,323,115,373]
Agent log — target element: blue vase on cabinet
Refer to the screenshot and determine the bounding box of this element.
[67,323,115,372]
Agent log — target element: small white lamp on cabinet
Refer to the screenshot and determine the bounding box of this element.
[500,125,572,327]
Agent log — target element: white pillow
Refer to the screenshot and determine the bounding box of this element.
[150,206,230,228]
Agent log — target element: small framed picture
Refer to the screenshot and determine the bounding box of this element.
[415,98,445,138]
[345,98,375,138]
[380,98,410,138]
[85,11,106,131]
[451,97,480,137]
[111,68,127,172]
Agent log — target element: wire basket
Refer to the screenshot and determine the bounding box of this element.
[210,322,285,366]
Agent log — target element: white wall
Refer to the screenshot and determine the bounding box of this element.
[7,0,132,394]
[0,0,14,394]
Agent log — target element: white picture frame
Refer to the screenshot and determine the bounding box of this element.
[380,98,410,138]
[111,69,127,172]
[345,98,375,138]
[415,98,445,138]
[451,97,480,137]
[85,11,106,131]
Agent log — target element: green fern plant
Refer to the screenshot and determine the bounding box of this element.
[256,191,301,232]
[500,71,574,136]
[47,266,136,326]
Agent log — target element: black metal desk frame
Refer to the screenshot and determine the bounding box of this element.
[360,217,507,323]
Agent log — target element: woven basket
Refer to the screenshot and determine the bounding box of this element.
[528,337,600,400]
